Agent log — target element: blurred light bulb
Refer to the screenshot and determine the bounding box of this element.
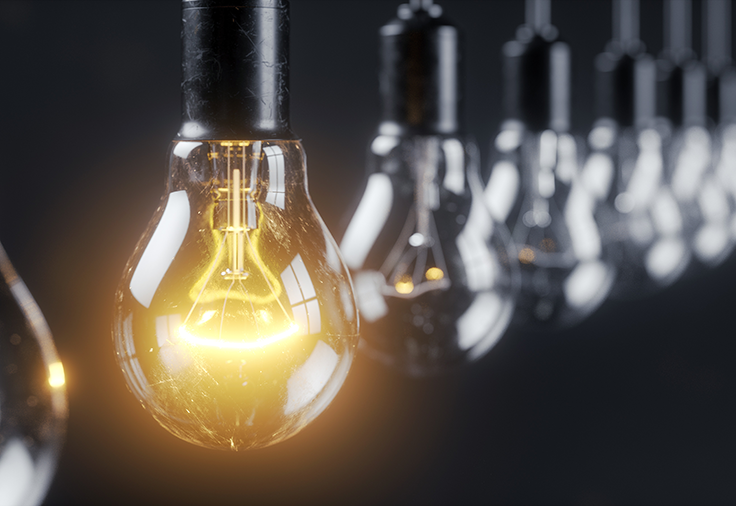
[112,0,358,451]
[582,23,692,296]
[340,2,517,376]
[0,242,67,505]
[487,11,615,328]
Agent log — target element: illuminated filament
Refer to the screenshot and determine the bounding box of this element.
[221,142,261,280]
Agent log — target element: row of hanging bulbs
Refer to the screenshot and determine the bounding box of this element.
[2,0,735,503]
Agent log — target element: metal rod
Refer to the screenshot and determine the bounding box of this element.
[526,0,551,31]
[613,0,639,43]
[704,0,731,70]
[665,0,692,53]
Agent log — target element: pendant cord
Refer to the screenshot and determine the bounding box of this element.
[613,0,639,44]
[526,0,551,31]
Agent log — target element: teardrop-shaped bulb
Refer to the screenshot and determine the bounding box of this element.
[0,242,67,506]
[583,120,692,296]
[342,135,518,376]
[113,140,358,450]
[487,121,616,327]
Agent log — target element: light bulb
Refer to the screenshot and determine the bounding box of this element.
[340,2,518,376]
[656,0,734,270]
[580,0,691,297]
[486,12,615,327]
[0,242,67,506]
[113,0,358,451]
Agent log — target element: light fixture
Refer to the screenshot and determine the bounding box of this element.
[112,0,359,451]
[485,0,615,327]
[340,0,518,376]
[658,0,734,270]
[0,242,67,506]
[581,0,689,296]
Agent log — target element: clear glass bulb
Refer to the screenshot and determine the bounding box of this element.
[582,119,692,296]
[486,120,616,327]
[341,134,518,376]
[113,140,359,450]
[670,123,736,266]
[0,242,67,506]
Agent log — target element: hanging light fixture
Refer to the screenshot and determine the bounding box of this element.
[696,0,736,265]
[112,0,359,451]
[581,0,687,296]
[340,0,518,376]
[485,0,615,327]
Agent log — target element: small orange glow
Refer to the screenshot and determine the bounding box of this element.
[425,267,445,281]
[540,238,556,252]
[395,275,414,294]
[48,362,65,388]
[178,323,299,350]
[519,247,536,264]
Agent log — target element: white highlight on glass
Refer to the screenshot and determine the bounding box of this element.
[130,190,191,309]
[284,340,338,416]
[341,173,394,270]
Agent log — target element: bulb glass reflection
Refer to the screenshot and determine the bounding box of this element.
[670,123,736,266]
[0,242,67,506]
[113,140,358,450]
[487,120,615,327]
[582,119,692,295]
[341,134,517,376]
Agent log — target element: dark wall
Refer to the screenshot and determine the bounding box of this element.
[0,1,735,504]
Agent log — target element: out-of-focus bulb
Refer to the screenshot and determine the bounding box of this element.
[112,0,358,451]
[340,2,517,376]
[490,122,614,326]
[487,12,615,327]
[0,242,67,505]
[580,1,691,298]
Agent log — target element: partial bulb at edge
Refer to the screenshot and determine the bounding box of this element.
[0,242,67,506]
[113,140,358,450]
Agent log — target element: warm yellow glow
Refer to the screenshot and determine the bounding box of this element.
[519,247,536,264]
[197,310,217,325]
[187,142,283,306]
[178,323,299,350]
[395,275,414,294]
[425,267,444,281]
[48,361,66,388]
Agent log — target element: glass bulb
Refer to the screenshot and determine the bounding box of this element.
[113,140,358,450]
[670,123,736,266]
[487,120,616,327]
[581,120,692,296]
[0,242,67,506]
[341,134,518,376]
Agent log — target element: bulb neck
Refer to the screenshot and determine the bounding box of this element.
[378,3,463,136]
[502,28,571,132]
[657,56,707,128]
[178,0,295,141]
[595,41,655,128]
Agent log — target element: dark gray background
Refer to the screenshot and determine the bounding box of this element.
[0,1,735,504]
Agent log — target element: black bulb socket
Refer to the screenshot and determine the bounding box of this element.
[502,25,571,133]
[178,0,295,141]
[378,4,463,136]
[595,40,656,128]
[656,49,707,128]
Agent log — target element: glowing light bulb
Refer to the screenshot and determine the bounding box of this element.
[113,0,358,451]
[341,2,518,376]
[486,3,615,327]
[0,242,67,506]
